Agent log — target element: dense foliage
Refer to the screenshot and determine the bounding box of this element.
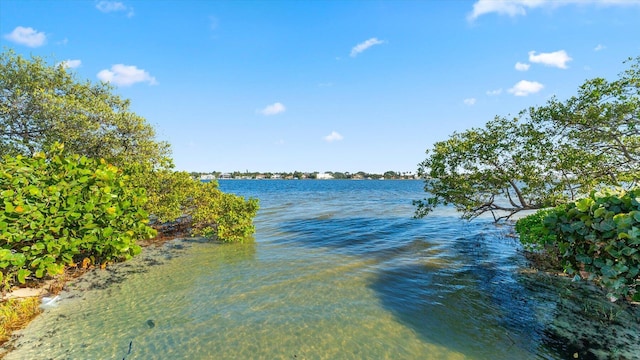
[138,169,259,242]
[0,49,170,168]
[190,181,259,243]
[516,189,640,301]
[514,207,561,251]
[0,50,260,289]
[0,49,258,234]
[418,56,639,301]
[416,56,639,221]
[0,144,156,290]
[414,116,568,221]
[528,57,639,188]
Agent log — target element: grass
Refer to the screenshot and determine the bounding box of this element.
[0,297,42,346]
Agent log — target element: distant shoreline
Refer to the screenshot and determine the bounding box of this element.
[211,178,420,180]
[199,173,420,181]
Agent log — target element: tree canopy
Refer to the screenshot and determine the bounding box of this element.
[0,49,170,169]
[527,57,639,187]
[0,49,258,243]
[415,56,640,221]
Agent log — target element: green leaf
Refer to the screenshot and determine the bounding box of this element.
[103,227,114,237]
[576,198,593,212]
[600,265,618,278]
[606,247,621,258]
[575,253,593,264]
[593,207,607,219]
[17,269,31,284]
[598,219,617,232]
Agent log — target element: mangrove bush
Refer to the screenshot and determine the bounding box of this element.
[516,188,640,301]
[0,144,156,290]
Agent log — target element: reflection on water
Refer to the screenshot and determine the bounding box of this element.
[5,180,640,359]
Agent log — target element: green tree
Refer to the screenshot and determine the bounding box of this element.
[1,49,258,242]
[527,56,639,188]
[416,57,640,221]
[383,171,398,179]
[415,115,571,221]
[0,49,170,168]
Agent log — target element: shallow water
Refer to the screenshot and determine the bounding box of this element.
[5,180,640,359]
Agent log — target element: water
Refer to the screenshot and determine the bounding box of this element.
[4,180,640,359]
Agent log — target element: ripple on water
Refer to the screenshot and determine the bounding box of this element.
[4,180,640,359]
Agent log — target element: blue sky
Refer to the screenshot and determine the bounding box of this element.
[2,0,640,174]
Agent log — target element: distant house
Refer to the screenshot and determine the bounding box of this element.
[271,174,282,179]
[219,173,232,179]
[199,174,216,181]
[316,172,334,180]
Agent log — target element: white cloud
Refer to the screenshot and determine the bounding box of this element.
[508,80,544,96]
[528,50,572,69]
[468,0,640,20]
[464,98,477,105]
[515,62,530,71]
[258,102,286,116]
[97,64,157,86]
[594,44,606,51]
[323,131,343,142]
[57,59,82,69]
[486,88,502,96]
[96,1,134,17]
[468,0,530,20]
[350,38,385,57]
[3,26,46,47]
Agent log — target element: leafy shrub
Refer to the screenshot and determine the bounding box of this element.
[0,144,156,289]
[131,167,195,223]
[515,207,562,251]
[518,188,640,301]
[131,168,259,243]
[190,182,259,243]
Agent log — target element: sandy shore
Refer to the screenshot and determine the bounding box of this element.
[0,237,205,357]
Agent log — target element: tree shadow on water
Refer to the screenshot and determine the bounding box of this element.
[277,214,639,358]
[278,215,553,358]
[367,259,555,360]
[368,235,640,360]
[362,225,584,360]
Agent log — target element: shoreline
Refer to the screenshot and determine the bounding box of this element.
[0,237,206,358]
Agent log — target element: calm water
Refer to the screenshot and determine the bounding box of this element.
[5,180,640,359]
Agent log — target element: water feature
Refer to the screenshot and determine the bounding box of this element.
[4,180,639,359]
